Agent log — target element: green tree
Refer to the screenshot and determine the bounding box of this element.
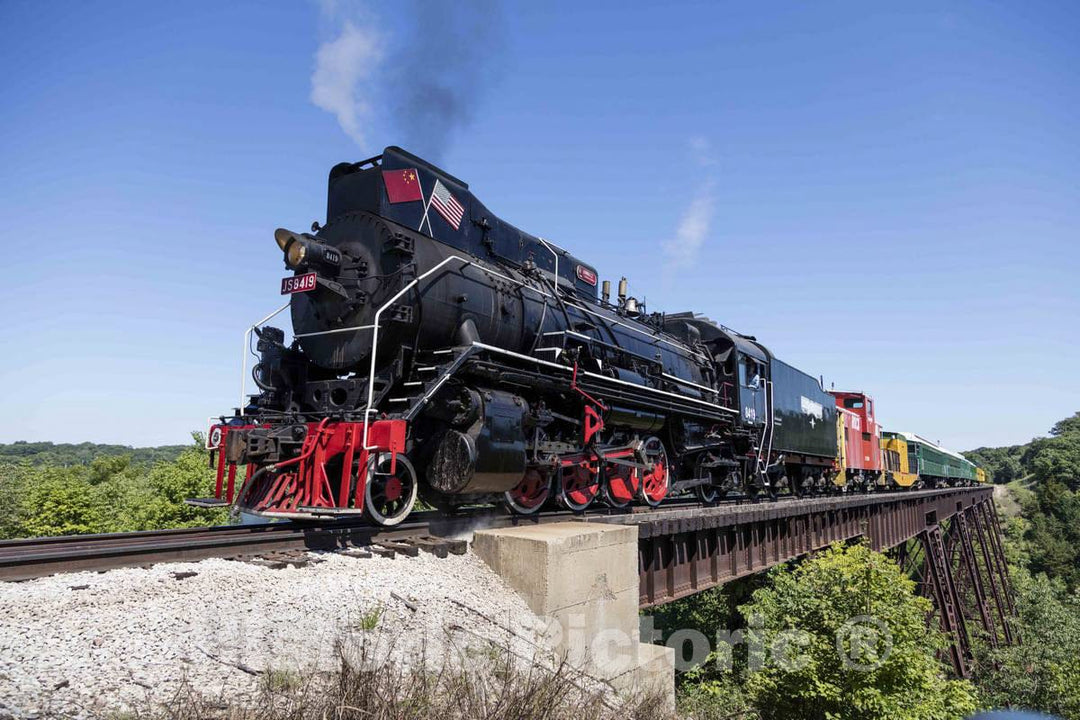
[1050,412,1080,438]
[738,543,977,720]
[967,409,1080,717]
[88,454,133,484]
[963,445,1025,484]
[650,576,762,649]
[0,462,30,538]
[1,434,227,538]
[972,568,1080,719]
[18,466,104,536]
[1031,441,1080,491]
[1023,478,1080,588]
[117,441,226,530]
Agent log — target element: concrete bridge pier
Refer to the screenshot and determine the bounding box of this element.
[474,522,674,710]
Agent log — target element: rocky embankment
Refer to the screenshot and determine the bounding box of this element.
[0,549,553,719]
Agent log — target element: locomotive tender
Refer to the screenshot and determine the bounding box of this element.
[202,147,980,526]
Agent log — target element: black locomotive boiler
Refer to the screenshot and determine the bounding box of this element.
[205,147,837,526]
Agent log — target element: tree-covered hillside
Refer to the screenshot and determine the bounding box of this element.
[0,441,187,466]
[964,412,1080,486]
[964,412,1080,590]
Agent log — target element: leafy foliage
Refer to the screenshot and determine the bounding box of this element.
[1016,415,1080,590]
[965,410,1080,717]
[0,463,29,538]
[739,543,977,720]
[971,566,1080,719]
[650,576,760,649]
[1050,412,1080,438]
[966,411,1080,591]
[962,445,1025,484]
[662,544,977,720]
[18,467,105,537]
[0,435,226,539]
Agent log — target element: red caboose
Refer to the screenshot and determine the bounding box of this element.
[830,391,883,488]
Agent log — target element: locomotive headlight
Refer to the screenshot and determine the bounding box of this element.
[286,241,307,269]
[275,227,311,270]
[274,228,298,251]
[274,227,341,274]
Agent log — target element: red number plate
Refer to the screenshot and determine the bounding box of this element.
[281,272,317,295]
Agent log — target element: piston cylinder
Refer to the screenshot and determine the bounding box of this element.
[428,389,529,494]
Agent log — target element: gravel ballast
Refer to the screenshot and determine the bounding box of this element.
[0,549,553,719]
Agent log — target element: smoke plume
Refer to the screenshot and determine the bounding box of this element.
[663,183,716,272]
[310,20,382,148]
[311,0,504,161]
[662,137,718,273]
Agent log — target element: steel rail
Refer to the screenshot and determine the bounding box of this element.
[0,512,442,583]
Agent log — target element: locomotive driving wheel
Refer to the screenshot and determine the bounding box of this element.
[695,483,720,504]
[638,436,670,507]
[602,460,640,509]
[693,456,720,504]
[504,468,552,515]
[558,461,600,512]
[363,453,418,527]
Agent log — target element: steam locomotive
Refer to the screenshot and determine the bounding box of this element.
[200,147,980,526]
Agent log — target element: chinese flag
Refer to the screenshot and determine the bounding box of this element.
[382,168,424,204]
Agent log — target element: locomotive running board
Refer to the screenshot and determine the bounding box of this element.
[295,506,368,517]
[184,498,230,508]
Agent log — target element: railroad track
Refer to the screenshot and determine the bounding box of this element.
[0,491,821,583]
[0,511,448,582]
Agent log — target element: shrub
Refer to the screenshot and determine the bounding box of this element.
[738,543,977,720]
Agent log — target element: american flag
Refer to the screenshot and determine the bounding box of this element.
[429,179,465,230]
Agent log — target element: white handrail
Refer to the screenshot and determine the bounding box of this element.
[361,255,474,450]
[294,324,376,339]
[537,238,560,294]
[469,341,738,414]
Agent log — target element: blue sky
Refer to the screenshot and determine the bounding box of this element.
[1,0,1077,450]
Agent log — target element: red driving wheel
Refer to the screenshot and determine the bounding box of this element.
[504,468,551,515]
[558,461,600,512]
[603,461,640,508]
[639,436,669,507]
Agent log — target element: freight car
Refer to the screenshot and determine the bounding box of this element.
[196,146,980,525]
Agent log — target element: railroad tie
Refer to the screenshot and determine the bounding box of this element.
[373,541,420,558]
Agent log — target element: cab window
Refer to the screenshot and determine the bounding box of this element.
[740,358,761,389]
[844,398,864,409]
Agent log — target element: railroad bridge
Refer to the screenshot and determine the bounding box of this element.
[610,486,1013,678]
[478,486,1014,683]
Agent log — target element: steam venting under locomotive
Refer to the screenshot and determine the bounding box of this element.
[200,147,981,526]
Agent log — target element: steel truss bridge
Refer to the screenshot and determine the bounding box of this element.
[587,486,1014,678]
